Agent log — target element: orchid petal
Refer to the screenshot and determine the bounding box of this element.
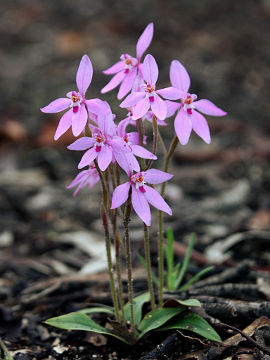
[117,118,130,137]
[132,70,144,92]
[165,100,181,118]
[54,109,73,140]
[143,169,173,184]
[101,71,125,94]
[98,112,116,138]
[117,68,137,99]
[111,182,131,209]
[131,185,151,226]
[125,152,140,173]
[40,98,71,113]
[143,54,158,85]
[144,185,172,215]
[72,104,88,137]
[86,98,108,116]
[131,144,157,159]
[67,137,95,150]
[126,132,140,145]
[174,108,192,145]
[193,99,227,116]
[170,60,190,93]
[111,139,140,174]
[71,182,87,197]
[191,110,211,144]
[67,170,89,189]
[76,55,93,95]
[103,61,125,75]
[67,170,91,197]
[136,23,154,60]
[97,145,112,171]
[120,91,145,108]
[156,87,183,100]
[151,95,167,120]
[78,148,98,169]
[133,97,150,120]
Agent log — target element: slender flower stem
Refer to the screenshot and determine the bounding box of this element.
[94,159,108,206]
[124,192,135,331]
[115,163,120,186]
[158,135,179,307]
[161,135,179,196]
[137,118,144,147]
[157,209,165,308]
[145,115,158,171]
[113,210,126,323]
[94,159,120,322]
[144,223,155,310]
[101,202,120,322]
[109,166,126,320]
[157,127,167,157]
[109,164,116,189]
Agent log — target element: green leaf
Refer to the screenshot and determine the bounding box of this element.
[124,292,150,325]
[79,306,114,315]
[170,263,181,290]
[179,266,214,291]
[45,312,128,343]
[157,312,221,342]
[163,298,201,308]
[166,227,174,290]
[138,306,185,339]
[175,233,195,289]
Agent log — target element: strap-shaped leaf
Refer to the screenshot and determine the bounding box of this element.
[163,298,201,308]
[45,312,128,343]
[138,306,185,339]
[79,306,114,315]
[124,292,150,325]
[157,312,221,342]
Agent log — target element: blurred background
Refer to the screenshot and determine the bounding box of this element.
[0,0,270,276]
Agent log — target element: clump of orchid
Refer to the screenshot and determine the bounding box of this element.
[41,23,226,344]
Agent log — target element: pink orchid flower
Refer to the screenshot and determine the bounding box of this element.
[101,23,154,99]
[165,60,227,145]
[117,121,157,160]
[68,105,140,174]
[67,164,99,197]
[41,55,103,140]
[111,169,173,226]
[120,54,181,121]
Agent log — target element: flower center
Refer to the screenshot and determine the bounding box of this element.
[146,85,155,93]
[71,91,82,113]
[184,94,193,105]
[128,108,133,117]
[72,93,80,103]
[121,54,138,72]
[95,135,104,152]
[182,93,197,115]
[131,173,146,193]
[123,135,130,144]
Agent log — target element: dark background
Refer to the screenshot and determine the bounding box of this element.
[1,0,270,135]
